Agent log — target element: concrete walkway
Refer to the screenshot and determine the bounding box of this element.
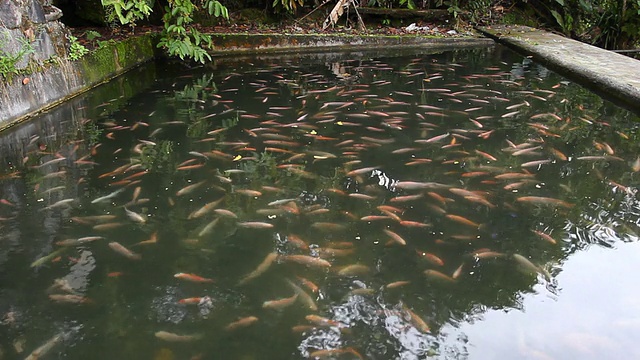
[477,25,640,113]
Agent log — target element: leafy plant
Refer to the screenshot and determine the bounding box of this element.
[272,0,304,14]
[399,0,416,9]
[157,0,229,64]
[68,36,89,60]
[83,30,105,48]
[436,0,462,22]
[101,0,153,27]
[520,0,640,49]
[0,34,34,81]
[102,0,228,63]
[592,0,640,49]
[85,30,102,42]
[467,0,492,24]
[367,0,392,8]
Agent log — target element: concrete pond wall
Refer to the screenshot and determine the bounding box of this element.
[0,33,157,131]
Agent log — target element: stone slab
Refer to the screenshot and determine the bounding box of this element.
[207,33,494,56]
[477,25,640,113]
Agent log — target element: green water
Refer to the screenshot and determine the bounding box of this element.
[1,45,640,360]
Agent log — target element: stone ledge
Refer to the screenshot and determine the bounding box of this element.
[477,25,640,114]
[207,33,494,56]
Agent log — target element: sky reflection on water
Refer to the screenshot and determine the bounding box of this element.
[453,239,640,360]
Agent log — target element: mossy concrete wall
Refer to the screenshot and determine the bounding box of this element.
[0,34,158,131]
[208,33,495,56]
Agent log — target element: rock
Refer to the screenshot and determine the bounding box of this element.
[75,0,107,26]
[0,0,22,29]
[33,26,57,61]
[446,29,458,35]
[44,5,62,22]
[0,29,31,69]
[44,22,71,58]
[405,23,430,32]
[27,0,46,24]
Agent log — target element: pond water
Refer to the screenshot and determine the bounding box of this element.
[1,45,640,360]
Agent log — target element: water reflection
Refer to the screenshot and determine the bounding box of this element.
[452,240,640,359]
[1,46,640,359]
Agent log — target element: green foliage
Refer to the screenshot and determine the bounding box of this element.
[399,0,416,9]
[592,0,640,49]
[101,0,153,26]
[524,0,640,49]
[367,0,390,8]
[439,0,462,21]
[139,140,176,172]
[101,0,228,63]
[68,35,89,61]
[239,151,279,183]
[450,1,462,19]
[221,115,239,129]
[467,0,492,24]
[83,121,104,147]
[207,0,229,18]
[0,34,34,81]
[173,74,219,137]
[157,27,213,64]
[272,0,304,14]
[157,0,229,64]
[83,30,112,49]
[366,0,416,8]
[550,9,573,33]
[85,30,103,42]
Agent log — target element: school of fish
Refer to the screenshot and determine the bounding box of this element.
[2,50,639,359]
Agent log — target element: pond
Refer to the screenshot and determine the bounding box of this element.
[1,44,640,360]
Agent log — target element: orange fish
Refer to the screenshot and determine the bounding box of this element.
[306,315,341,327]
[280,255,331,268]
[134,232,157,246]
[531,230,558,245]
[178,297,207,305]
[262,294,298,310]
[383,229,407,245]
[475,149,497,161]
[225,316,258,331]
[516,196,574,208]
[399,220,431,228]
[445,214,480,228]
[296,276,319,294]
[174,273,215,283]
[108,241,141,260]
[416,250,444,266]
[424,269,456,283]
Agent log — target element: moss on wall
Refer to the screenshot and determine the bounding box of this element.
[78,34,157,86]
